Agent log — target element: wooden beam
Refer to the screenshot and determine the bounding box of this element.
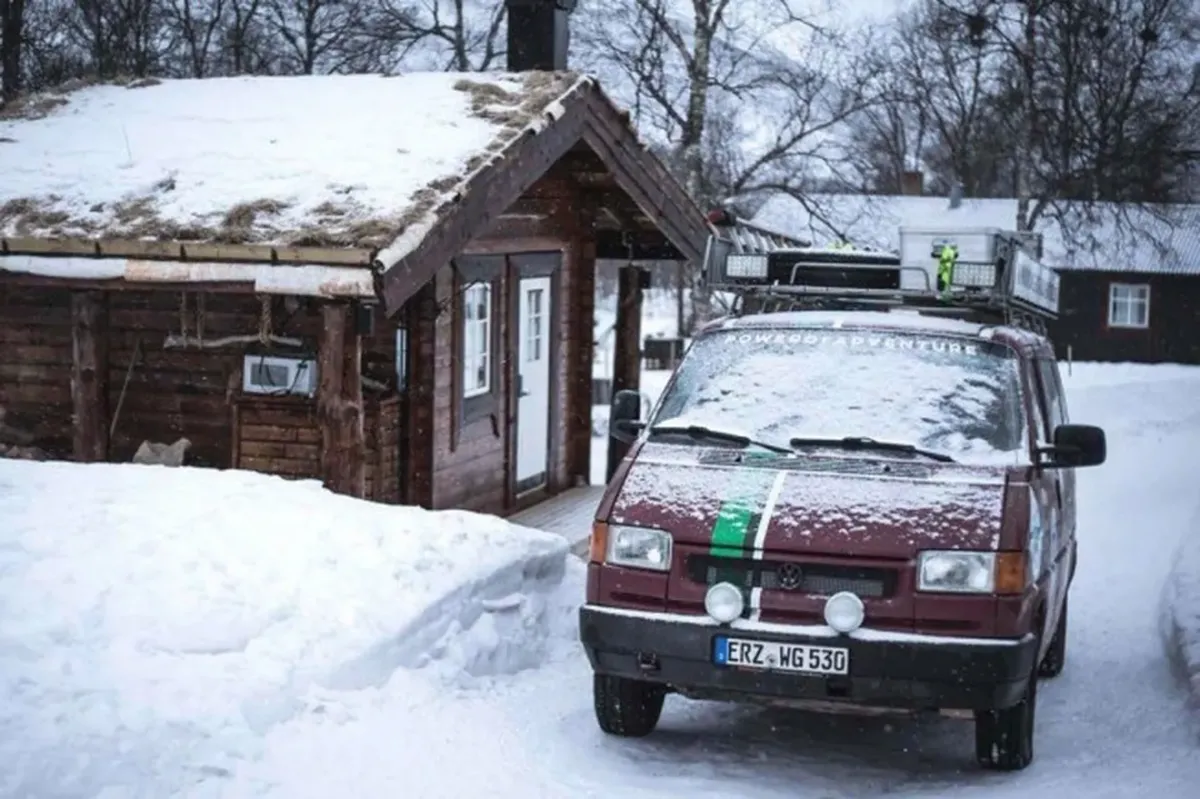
[0,274,259,293]
[317,302,365,498]
[607,265,647,481]
[594,229,684,261]
[70,290,109,462]
[570,193,599,484]
[1,236,376,266]
[580,91,710,265]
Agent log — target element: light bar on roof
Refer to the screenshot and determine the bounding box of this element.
[725,253,768,278]
[949,262,996,288]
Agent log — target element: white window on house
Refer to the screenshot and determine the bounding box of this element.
[462,283,492,397]
[527,288,544,361]
[1108,283,1150,329]
[394,327,408,390]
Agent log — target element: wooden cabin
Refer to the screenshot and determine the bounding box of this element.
[0,71,709,515]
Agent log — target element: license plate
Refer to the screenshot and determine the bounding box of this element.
[714,635,850,675]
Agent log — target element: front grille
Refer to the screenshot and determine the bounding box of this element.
[685,554,897,599]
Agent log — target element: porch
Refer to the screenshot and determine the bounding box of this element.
[509,484,604,557]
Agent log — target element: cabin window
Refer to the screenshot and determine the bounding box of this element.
[526,287,544,361]
[462,282,492,397]
[395,327,408,390]
[1107,283,1150,329]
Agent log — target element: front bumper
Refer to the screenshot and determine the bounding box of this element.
[579,605,1038,711]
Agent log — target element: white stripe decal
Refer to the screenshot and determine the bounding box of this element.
[748,470,787,622]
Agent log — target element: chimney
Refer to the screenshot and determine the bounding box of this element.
[900,170,924,196]
[505,0,576,72]
[948,181,964,209]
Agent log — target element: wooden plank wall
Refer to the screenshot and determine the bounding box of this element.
[429,263,510,513]
[233,398,322,478]
[0,286,74,456]
[0,282,405,502]
[367,396,402,503]
[233,395,400,502]
[105,291,320,466]
[426,169,592,515]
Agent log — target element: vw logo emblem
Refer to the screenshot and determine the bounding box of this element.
[777,562,804,591]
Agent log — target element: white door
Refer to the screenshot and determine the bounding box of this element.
[516,276,552,492]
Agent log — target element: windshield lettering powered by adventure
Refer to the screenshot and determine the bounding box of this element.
[726,331,984,356]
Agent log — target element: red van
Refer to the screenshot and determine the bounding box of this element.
[579,230,1106,771]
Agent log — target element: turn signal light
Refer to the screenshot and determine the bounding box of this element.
[995,551,1028,594]
[589,521,608,564]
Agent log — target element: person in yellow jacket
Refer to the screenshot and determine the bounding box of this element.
[937,243,958,299]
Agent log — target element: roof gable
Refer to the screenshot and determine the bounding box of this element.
[372,77,710,312]
[751,193,1200,276]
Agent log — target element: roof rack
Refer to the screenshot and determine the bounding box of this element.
[700,224,1060,336]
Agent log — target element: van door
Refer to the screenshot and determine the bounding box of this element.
[1029,358,1069,638]
[1038,358,1076,580]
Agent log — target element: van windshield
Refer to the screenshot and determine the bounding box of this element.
[649,327,1028,464]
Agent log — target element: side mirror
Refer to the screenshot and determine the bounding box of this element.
[609,389,644,444]
[1042,423,1106,468]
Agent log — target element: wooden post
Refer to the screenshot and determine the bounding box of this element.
[606,265,646,482]
[317,302,365,498]
[70,290,108,462]
[343,311,366,498]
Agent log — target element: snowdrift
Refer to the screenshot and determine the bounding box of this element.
[1163,507,1200,708]
[0,461,569,797]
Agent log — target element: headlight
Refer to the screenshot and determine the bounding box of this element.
[606,525,673,572]
[917,551,996,593]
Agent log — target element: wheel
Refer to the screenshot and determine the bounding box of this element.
[974,657,1038,771]
[1038,596,1068,678]
[593,673,665,737]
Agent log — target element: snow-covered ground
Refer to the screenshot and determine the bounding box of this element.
[3,361,1199,798]
[1165,512,1200,708]
[0,465,573,798]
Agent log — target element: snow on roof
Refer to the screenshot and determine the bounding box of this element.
[751,193,1200,275]
[0,459,571,796]
[0,71,584,253]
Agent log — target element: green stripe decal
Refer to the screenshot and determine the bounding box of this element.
[710,501,755,552]
[708,471,776,557]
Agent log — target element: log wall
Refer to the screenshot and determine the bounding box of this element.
[0,280,404,503]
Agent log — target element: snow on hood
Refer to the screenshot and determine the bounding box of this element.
[648,328,1029,467]
[612,443,1008,557]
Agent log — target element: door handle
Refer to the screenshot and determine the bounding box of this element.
[518,374,529,398]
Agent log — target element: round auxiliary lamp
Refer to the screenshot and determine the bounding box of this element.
[703,583,866,634]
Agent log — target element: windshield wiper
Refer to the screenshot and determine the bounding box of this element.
[787,435,956,463]
[649,424,793,454]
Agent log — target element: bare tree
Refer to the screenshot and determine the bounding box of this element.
[0,0,25,100]
[164,0,226,77]
[928,0,1199,229]
[375,0,507,72]
[576,0,884,326]
[266,0,366,74]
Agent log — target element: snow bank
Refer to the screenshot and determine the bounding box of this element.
[0,461,569,798]
[1059,361,1200,390]
[1162,507,1200,708]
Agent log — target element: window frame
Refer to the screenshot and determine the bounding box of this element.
[452,256,504,438]
[1107,282,1150,329]
[461,282,493,399]
[525,286,544,362]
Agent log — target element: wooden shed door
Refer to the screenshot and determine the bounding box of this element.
[516,276,552,494]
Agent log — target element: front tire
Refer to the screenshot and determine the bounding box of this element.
[1038,596,1068,678]
[593,673,665,737]
[974,660,1038,771]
